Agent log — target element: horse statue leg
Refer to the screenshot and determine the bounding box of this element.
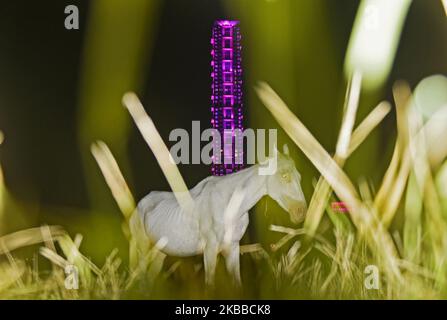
[222,211,248,285]
[203,241,218,286]
[223,241,241,285]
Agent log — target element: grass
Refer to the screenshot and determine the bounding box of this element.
[1,73,447,299]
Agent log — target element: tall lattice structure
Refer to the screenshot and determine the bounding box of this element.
[210,20,244,176]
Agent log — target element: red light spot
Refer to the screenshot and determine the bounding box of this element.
[331,201,349,213]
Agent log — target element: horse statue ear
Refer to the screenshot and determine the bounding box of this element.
[283,144,290,156]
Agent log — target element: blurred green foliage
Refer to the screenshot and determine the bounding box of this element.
[0,0,447,300]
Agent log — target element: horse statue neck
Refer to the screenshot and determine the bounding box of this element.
[215,164,269,213]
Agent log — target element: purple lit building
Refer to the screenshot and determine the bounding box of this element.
[211,20,244,176]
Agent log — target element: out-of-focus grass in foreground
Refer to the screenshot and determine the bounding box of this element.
[1,0,447,300]
[1,73,447,299]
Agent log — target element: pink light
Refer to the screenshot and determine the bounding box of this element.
[331,202,349,213]
[211,20,244,176]
[217,20,239,27]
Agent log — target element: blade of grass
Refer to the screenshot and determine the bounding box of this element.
[436,160,447,220]
[424,104,447,167]
[123,92,194,214]
[381,151,411,227]
[348,101,392,155]
[376,81,412,227]
[91,141,135,219]
[0,226,65,255]
[39,247,68,269]
[403,173,422,263]
[335,71,362,159]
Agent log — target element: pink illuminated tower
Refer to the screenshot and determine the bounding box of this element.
[210,20,244,176]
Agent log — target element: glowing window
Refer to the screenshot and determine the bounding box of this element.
[224,85,233,95]
[223,49,233,60]
[222,28,232,37]
[224,96,234,106]
[223,38,232,48]
[223,72,233,83]
[223,61,232,72]
[223,107,233,118]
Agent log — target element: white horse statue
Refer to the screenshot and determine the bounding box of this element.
[130,146,306,285]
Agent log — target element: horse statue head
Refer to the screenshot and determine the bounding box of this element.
[265,144,307,224]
